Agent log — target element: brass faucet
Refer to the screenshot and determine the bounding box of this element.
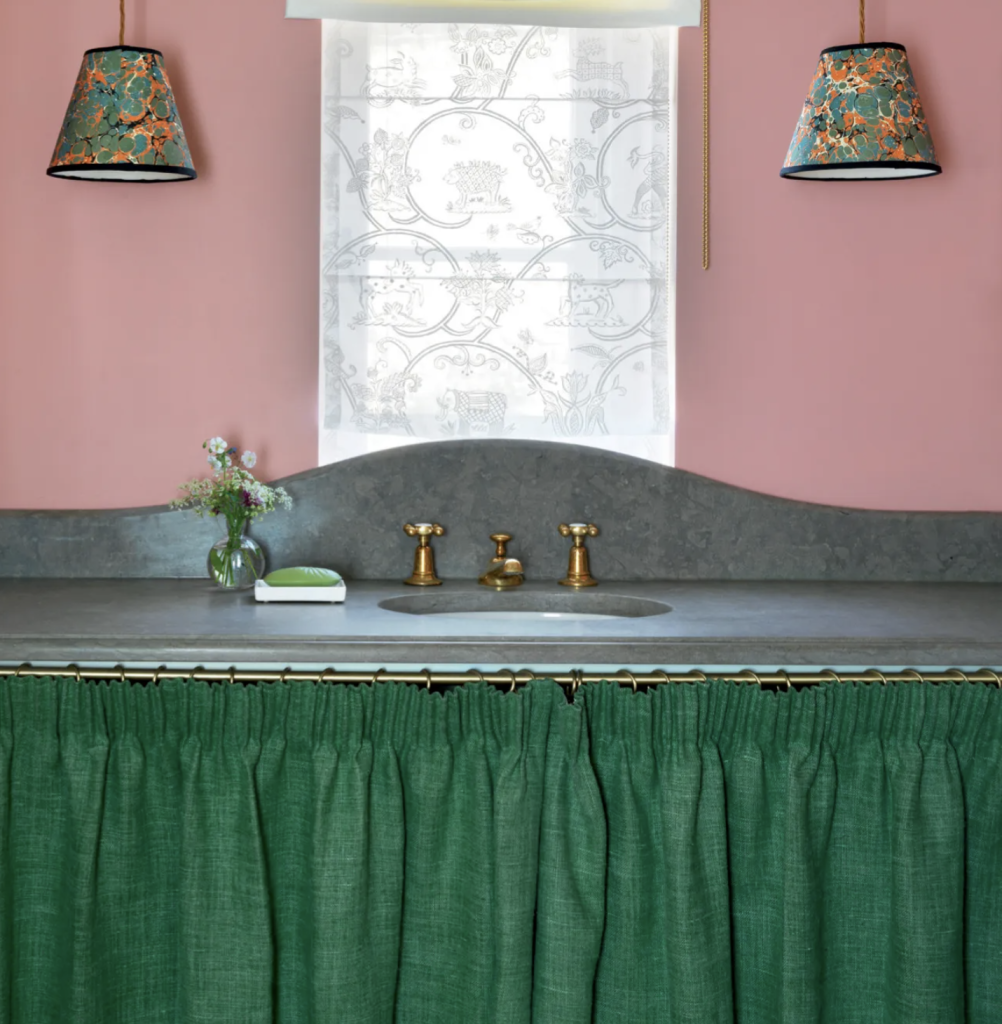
[558,523,599,587]
[478,533,524,589]
[403,523,445,586]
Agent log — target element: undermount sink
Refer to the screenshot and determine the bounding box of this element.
[378,591,672,619]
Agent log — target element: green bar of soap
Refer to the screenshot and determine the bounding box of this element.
[263,567,343,587]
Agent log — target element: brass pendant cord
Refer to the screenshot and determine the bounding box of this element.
[6,664,1002,694]
[859,0,865,45]
[120,0,126,47]
[702,0,710,270]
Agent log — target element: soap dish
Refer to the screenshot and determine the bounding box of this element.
[254,566,346,603]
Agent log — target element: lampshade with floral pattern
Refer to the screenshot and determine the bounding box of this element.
[47,46,196,182]
[781,43,940,180]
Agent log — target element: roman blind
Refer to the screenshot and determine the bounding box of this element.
[286,0,699,28]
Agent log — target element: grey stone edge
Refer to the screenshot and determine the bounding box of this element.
[1,439,999,581]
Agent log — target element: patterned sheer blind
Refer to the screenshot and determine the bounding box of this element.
[320,21,676,465]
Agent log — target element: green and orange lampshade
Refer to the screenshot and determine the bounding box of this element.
[782,43,940,180]
[48,46,196,181]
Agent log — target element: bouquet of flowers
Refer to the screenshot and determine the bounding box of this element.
[172,437,292,587]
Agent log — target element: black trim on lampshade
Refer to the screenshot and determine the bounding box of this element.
[819,41,906,56]
[47,164,197,181]
[780,160,942,179]
[83,44,164,56]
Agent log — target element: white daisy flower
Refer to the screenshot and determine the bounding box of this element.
[241,451,257,469]
[206,437,227,455]
[207,456,222,470]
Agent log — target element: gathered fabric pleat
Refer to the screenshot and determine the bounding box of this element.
[0,677,999,1024]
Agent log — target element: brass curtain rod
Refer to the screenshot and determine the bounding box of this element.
[5,665,1002,692]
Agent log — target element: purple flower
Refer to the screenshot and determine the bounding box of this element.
[241,490,262,508]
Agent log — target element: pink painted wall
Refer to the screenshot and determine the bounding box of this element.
[674,0,1002,511]
[0,0,998,510]
[0,0,321,509]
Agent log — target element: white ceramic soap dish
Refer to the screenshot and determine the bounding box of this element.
[253,567,346,603]
[254,580,346,603]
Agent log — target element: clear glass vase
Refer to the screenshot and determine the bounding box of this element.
[207,519,265,590]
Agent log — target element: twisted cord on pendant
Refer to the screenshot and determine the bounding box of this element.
[120,0,126,46]
[859,0,865,45]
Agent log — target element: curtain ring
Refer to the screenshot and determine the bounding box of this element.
[319,668,335,685]
[68,663,82,682]
[371,667,388,685]
[570,669,583,697]
[14,662,31,678]
[228,667,237,685]
[191,665,205,684]
[153,664,168,685]
[279,667,292,684]
[690,669,707,685]
[982,668,1002,689]
[776,669,792,692]
[863,669,888,686]
[736,669,761,686]
[497,669,517,694]
[116,665,126,683]
[468,668,485,685]
[901,667,923,685]
[517,668,535,688]
[945,667,967,685]
[820,668,840,685]
[422,668,433,691]
[616,669,638,693]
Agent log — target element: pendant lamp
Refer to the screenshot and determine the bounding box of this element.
[781,0,939,180]
[47,0,196,181]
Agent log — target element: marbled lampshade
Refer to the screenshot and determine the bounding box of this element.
[48,46,196,181]
[781,43,940,180]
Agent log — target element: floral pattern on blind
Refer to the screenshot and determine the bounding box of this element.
[321,21,675,461]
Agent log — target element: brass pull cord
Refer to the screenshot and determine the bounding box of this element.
[120,0,125,46]
[702,0,710,270]
[859,0,865,45]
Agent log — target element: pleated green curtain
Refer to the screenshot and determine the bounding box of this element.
[1,676,1000,1024]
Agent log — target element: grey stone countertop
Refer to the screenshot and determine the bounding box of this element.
[1,578,1001,669]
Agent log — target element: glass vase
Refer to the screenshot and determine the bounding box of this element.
[207,519,265,590]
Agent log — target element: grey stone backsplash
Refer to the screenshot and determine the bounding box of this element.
[1,439,1000,581]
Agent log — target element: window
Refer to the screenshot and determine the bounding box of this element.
[320,21,676,465]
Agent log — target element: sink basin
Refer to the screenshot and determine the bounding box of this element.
[378,591,672,619]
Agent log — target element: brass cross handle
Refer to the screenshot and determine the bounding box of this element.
[403,523,445,586]
[558,523,599,588]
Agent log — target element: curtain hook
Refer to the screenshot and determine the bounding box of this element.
[14,662,30,678]
[371,668,388,685]
[228,667,237,685]
[570,669,583,697]
[153,664,168,685]
[68,663,82,682]
[116,665,126,683]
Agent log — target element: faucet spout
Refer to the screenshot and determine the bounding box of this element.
[478,534,525,588]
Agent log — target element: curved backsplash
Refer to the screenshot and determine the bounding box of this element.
[2,439,1000,580]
